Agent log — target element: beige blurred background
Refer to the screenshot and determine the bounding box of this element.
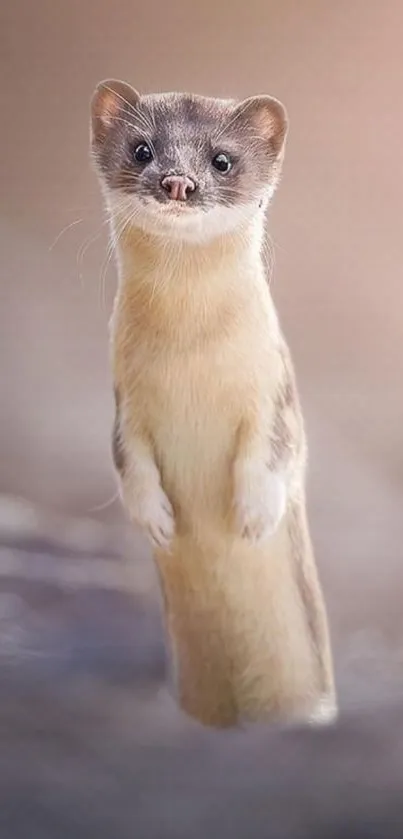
[1,0,403,705]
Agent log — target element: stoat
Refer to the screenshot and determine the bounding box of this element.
[90,79,336,727]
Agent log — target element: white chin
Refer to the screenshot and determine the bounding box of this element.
[129,198,258,244]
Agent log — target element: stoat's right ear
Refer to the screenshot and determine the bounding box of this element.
[90,79,140,146]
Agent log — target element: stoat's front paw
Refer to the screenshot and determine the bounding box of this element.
[123,482,175,551]
[233,459,286,544]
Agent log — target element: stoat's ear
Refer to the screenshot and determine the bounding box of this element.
[90,79,140,145]
[232,95,288,158]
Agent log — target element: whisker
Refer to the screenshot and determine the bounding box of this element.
[105,114,157,153]
[101,85,157,156]
[48,218,84,251]
[98,199,144,308]
[99,236,118,309]
[102,85,140,118]
[87,490,120,513]
[74,204,127,291]
[213,100,254,143]
[77,230,102,285]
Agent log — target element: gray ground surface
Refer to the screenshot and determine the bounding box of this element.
[1,497,403,837]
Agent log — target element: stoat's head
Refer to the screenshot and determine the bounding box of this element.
[90,80,288,244]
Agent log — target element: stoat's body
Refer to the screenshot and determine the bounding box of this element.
[91,79,336,726]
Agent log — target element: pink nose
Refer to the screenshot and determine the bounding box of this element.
[160,174,197,201]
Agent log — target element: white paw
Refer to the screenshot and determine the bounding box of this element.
[233,460,286,543]
[124,483,175,551]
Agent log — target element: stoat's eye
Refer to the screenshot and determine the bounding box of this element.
[133,143,153,164]
[212,152,232,173]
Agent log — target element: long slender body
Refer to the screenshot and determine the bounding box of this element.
[91,79,336,725]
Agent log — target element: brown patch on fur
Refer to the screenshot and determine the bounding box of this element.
[112,387,125,474]
[283,377,294,408]
[287,502,332,697]
[269,401,293,469]
[269,348,298,469]
[278,346,296,409]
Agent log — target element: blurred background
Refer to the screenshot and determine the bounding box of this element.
[1,0,403,710]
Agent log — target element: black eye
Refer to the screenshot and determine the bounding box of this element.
[212,152,232,173]
[133,143,153,164]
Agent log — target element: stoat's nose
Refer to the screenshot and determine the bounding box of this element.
[160,174,197,201]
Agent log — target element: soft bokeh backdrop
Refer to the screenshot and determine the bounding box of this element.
[2,0,403,705]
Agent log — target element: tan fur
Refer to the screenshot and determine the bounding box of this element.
[109,216,336,727]
[90,81,336,726]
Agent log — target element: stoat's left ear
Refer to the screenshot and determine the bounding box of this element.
[90,79,140,146]
[233,95,288,158]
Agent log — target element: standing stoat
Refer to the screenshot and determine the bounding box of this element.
[90,79,337,727]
